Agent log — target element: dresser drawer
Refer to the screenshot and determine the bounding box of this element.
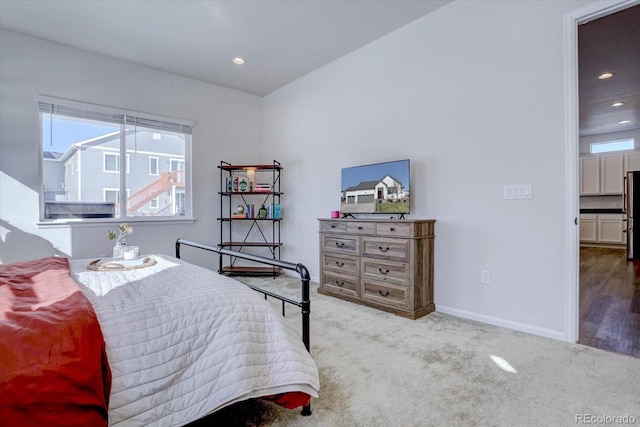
[346,221,376,234]
[361,258,409,285]
[320,221,347,233]
[322,253,359,276]
[322,272,359,297]
[361,278,409,310]
[361,237,409,262]
[321,234,360,255]
[376,222,412,237]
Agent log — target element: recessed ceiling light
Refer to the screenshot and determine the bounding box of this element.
[232,57,245,65]
[598,72,615,79]
[618,120,631,124]
[611,102,625,107]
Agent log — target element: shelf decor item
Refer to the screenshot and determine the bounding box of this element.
[258,204,268,218]
[123,246,140,260]
[239,177,249,192]
[112,241,125,261]
[272,203,281,219]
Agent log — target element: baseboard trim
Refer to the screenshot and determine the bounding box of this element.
[436,305,567,342]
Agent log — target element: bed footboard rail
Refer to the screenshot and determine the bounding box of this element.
[175,239,313,416]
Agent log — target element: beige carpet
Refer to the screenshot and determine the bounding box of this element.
[190,275,640,427]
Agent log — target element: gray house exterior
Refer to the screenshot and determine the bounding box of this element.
[43,130,185,219]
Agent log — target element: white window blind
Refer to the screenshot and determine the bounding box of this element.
[38,96,193,135]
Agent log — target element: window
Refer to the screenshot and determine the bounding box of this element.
[104,153,130,173]
[590,138,634,154]
[104,189,120,204]
[40,96,193,221]
[149,157,159,175]
[104,153,119,172]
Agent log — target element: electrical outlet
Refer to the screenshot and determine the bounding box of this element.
[481,270,491,285]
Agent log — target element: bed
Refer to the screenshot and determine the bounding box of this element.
[0,239,319,426]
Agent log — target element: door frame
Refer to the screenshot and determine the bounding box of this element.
[564,0,639,343]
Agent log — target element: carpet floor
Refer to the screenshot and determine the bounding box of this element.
[189,275,640,427]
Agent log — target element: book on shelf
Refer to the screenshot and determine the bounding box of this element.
[261,203,282,219]
[245,204,255,218]
[232,213,247,218]
[254,183,272,192]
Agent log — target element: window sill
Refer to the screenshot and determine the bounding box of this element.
[37,217,196,228]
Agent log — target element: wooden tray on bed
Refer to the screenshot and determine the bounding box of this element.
[87,256,156,271]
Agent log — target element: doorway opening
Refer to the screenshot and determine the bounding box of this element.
[569,0,640,358]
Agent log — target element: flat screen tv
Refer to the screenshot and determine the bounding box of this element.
[340,159,410,216]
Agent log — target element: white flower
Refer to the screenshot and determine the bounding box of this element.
[108,222,133,242]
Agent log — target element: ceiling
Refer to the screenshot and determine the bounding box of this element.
[0,0,451,96]
[578,4,640,136]
[0,0,638,137]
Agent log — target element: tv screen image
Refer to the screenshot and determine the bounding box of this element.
[340,159,410,215]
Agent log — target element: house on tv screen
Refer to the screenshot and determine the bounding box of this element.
[342,174,409,214]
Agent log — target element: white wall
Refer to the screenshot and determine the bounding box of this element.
[264,0,594,340]
[0,29,263,267]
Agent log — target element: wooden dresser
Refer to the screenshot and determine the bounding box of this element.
[318,218,435,319]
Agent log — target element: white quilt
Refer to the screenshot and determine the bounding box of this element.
[70,255,319,427]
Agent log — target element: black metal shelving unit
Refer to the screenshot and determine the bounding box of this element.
[217,160,282,276]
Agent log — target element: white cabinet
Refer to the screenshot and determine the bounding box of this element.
[598,214,626,244]
[625,151,640,173]
[580,157,600,195]
[600,154,623,194]
[580,213,626,245]
[579,154,623,195]
[579,214,598,242]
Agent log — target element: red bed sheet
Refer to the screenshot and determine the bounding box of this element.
[0,256,111,427]
[264,391,311,409]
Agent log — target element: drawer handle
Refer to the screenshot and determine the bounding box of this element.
[378,246,390,252]
[335,242,345,248]
[357,226,363,230]
[331,225,336,228]
[335,280,344,287]
[378,268,390,274]
[389,227,395,232]
[378,290,390,297]
[336,261,345,267]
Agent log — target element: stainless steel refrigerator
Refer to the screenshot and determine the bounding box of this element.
[625,171,640,259]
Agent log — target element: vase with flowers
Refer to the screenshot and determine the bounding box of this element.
[108,222,133,260]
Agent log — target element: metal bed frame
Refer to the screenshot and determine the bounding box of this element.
[175,238,312,416]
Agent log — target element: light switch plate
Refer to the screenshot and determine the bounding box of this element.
[504,184,532,200]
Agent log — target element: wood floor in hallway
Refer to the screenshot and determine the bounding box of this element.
[579,246,640,358]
